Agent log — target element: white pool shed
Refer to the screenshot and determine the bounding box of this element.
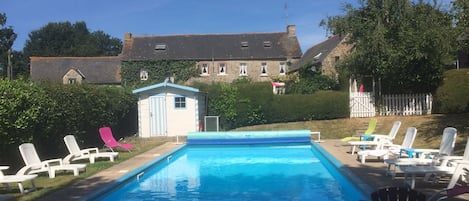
[132,81,205,138]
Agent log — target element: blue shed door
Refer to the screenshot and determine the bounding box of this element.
[149,96,167,136]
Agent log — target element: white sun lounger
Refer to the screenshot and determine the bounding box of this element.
[63,135,118,164]
[384,127,458,178]
[0,166,37,194]
[357,127,417,164]
[17,143,86,178]
[400,136,469,189]
[348,121,401,155]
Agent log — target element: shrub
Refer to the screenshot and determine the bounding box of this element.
[433,69,469,113]
[0,80,137,167]
[193,81,348,130]
[0,79,53,164]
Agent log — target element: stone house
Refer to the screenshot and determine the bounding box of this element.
[291,34,352,80]
[120,25,302,84]
[30,56,121,85]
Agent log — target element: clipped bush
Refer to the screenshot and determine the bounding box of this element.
[193,80,348,130]
[433,69,469,113]
[268,91,349,123]
[0,79,53,165]
[0,80,137,167]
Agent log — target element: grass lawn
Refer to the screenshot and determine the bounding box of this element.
[235,113,469,155]
[3,113,468,200]
[2,137,170,201]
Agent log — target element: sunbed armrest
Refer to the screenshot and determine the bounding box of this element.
[81,148,99,154]
[42,158,63,166]
[451,160,469,165]
[371,134,389,139]
[436,156,464,166]
[413,148,440,158]
[0,166,9,176]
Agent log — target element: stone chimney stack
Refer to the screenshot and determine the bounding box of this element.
[124,32,132,40]
[287,25,296,37]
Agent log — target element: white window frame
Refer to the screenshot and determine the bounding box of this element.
[174,96,186,109]
[279,62,286,75]
[239,63,247,76]
[218,63,226,75]
[140,70,148,81]
[201,63,209,75]
[68,78,77,84]
[260,63,268,76]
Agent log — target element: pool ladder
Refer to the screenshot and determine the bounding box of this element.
[137,172,144,182]
[167,155,173,162]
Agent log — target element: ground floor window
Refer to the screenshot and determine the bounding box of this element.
[239,63,247,76]
[219,63,226,75]
[279,62,286,75]
[201,63,209,75]
[260,63,268,76]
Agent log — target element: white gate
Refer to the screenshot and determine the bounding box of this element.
[149,96,167,136]
[350,92,376,118]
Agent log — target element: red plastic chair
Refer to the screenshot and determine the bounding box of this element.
[99,127,134,152]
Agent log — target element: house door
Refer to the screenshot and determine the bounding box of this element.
[149,96,167,136]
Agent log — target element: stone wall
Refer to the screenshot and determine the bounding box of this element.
[187,59,296,84]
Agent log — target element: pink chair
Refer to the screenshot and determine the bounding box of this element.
[99,127,134,152]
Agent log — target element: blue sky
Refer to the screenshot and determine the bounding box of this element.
[1,0,453,52]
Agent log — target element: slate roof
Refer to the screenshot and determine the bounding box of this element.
[290,34,344,72]
[30,56,121,84]
[121,28,302,61]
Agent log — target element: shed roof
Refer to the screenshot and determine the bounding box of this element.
[132,82,199,94]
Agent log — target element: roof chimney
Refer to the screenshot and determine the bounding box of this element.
[287,25,296,37]
[124,32,132,40]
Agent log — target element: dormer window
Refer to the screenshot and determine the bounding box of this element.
[313,53,322,60]
[155,44,167,50]
[263,41,272,48]
[241,41,249,48]
[140,70,149,81]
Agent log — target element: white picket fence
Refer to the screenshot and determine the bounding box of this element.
[379,93,432,116]
[350,92,432,117]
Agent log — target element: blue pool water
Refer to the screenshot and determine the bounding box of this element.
[95,144,367,201]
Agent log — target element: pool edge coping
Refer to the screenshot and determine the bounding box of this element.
[79,145,186,201]
[312,142,373,197]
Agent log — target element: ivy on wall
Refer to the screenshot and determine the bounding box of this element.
[121,60,199,88]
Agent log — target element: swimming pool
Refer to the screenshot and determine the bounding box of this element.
[91,143,368,201]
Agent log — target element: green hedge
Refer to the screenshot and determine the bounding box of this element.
[268,91,349,122]
[434,69,469,113]
[193,82,349,130]
[0,80,137,169]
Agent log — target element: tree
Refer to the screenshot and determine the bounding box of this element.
[0,13,16,78]
[321,0,454,93]
[452,0,469,52]
[23,21,122,57]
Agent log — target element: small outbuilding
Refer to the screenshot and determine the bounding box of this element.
[132,81,206,138]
